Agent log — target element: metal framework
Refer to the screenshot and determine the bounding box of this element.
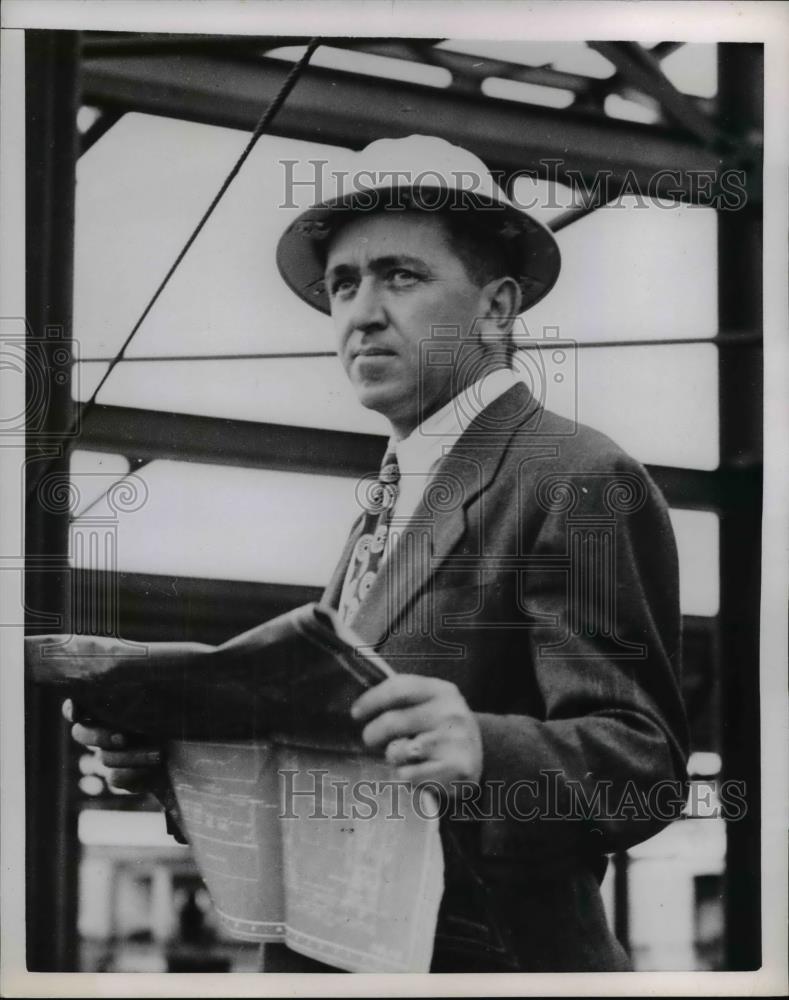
[25,32,763,971]
[715,43,763,972]
[24,31,81,972]
[77,40,755,204]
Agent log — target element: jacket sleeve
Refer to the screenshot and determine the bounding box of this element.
[474,455,689,859]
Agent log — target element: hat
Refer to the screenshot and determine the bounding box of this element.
[276,135,561,314]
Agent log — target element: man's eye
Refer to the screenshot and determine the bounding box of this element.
[330,276,357,296]
[388,268,420,287]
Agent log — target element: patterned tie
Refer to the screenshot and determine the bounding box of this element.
[338,449,401,624]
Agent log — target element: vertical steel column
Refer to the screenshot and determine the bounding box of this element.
[716,42,763,971]
[24,30,81,971]
[612,851,630,957]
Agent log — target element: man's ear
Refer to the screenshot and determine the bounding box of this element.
[476,277,522,344]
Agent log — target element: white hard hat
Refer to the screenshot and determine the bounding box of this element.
[276,134,561,314]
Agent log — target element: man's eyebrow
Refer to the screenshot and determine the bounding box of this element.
[324,254,430,280]
[324,262,355,281]
[369,254,429,272]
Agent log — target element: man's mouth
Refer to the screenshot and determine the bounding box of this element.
[353,347,397,359]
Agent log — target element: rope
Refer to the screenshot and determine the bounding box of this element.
[27,38,322,502]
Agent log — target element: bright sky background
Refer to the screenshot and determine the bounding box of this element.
[69,42,721,614]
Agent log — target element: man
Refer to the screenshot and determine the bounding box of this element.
[67,135,688,973]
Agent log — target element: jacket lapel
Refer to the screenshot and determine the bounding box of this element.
[321,514,365,609]
[349,382,542,649]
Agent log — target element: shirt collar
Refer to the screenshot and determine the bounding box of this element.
[389,366,519,478]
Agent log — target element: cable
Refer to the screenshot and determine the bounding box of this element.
[79,351,339,363]
[74,331,762,365]
[27,37,322,503]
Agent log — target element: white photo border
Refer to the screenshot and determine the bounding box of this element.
[1,2,786,997]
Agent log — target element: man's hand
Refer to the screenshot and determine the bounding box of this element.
[350,675,483,795]
[62,698,163,794]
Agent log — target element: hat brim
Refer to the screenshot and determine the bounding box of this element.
[276,186,561,315]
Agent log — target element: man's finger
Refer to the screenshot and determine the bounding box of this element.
[385,734,436,766]
[104,767,158,793]
[385,737,419,766]
[360,704,437,750]
[351,675,444,723]
[62,699,98,726]
[100,748,162,769]
[70,722,128,750]
[393,759,451,789]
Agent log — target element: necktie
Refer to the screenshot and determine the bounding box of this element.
[338,449,401,624]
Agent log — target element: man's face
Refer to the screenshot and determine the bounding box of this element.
[324,212,485,438]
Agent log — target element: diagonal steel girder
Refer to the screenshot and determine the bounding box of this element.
[81,51,731,200]
[588,42,726,148]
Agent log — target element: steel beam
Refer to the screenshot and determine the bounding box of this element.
[80,50,730,200]
[77,404,387,477]
[79,107,124,155]
[75,570,322,644]
[72,566,712,646]
[589,42,724,147]
[79,33,415,57]
[716,42,763,972]
[72,403,752,515]
[612,851,630,956]
[80,35,717,119]
[367,39,612,97]
[24,30,81,972]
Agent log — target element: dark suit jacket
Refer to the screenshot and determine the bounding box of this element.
[320,382,689,972]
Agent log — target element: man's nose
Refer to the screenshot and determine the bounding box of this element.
[347,276,387,332]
